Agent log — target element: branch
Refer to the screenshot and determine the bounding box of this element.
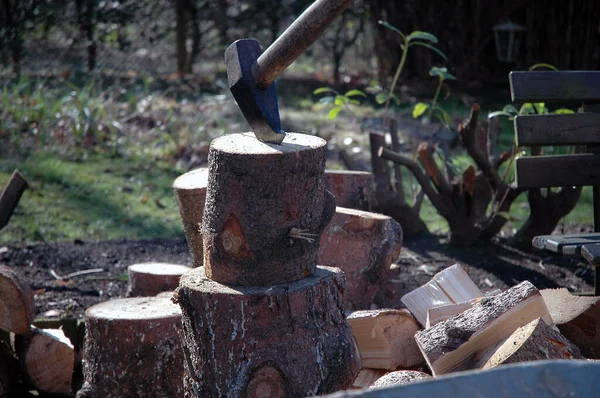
[0,170,29,231]
[380,147,453,217]
[417,142,452,197]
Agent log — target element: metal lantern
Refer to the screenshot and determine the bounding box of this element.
[493,21,526,63]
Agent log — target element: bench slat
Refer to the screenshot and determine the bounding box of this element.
[515,113,600,146]
[515,154,600,187]
[510,71,600,102]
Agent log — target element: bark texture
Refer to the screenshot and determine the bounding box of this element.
[173,167,209,267]
[324,170,374,211]
[78,297,183,398]
[202,132,335,285]
[176,266,361,397]
[319,207,403,310]
[369,370,431,389]
[127,262,191,297]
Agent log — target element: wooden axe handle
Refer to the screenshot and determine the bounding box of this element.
[252,0,353,90]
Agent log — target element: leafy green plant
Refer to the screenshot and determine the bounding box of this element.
[312,87,367,119]
[412,66,456,128]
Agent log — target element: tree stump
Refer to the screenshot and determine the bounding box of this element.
[319,207,402,310]
[127,262,192,297]
[78,297,183,398]
[324,170,374,210]
[173,168,209,267]
[202,132,335,286]
[0,265,35,335]
[176,266,361,397]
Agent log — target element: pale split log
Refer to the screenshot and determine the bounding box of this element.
[346,309,423,370]
[475,318,583,369]
[317,360,600,398]
[369,370,431,390]
[127,262,192,297]
[319,207,402,310]
[426,298,482,328]
[77,297,183,398]
[541,288,600,358]
[14,327,74,395]
[401,264,482,327]
[176,266,361,397]
[415,281,551,376]
[324,170,374,211]
[173,167,209,267]
[202,132,335,286]
[0,265,35,334]
[351,369,387,389]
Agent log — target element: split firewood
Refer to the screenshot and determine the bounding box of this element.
[351,369,387,389]
[127,262,192,297]
[401,264,483,327]
[324,170,374,210]
[541,288,600,358]
[475,318,583,369]
[415,281,551,376]
[426,298,481,328]
[172,167,208,267]
[0,265,35,334]
[369,370,432,390]
[346,309,424,369]
[14,327,75,396]
[320,207,403,310]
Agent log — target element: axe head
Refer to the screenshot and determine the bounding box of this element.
[225,39,285,145]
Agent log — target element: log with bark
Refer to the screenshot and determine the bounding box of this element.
[202,132,335,286]
[175,266,361,397]
[474,318,583,369]
[14,327,75,396]
[541,288,600,358]
[346,309,423,370]
[401,264,483,327]
[127,262,191,297]
[0,169,29,231]
[324,170,374,211]
[0,265,35,335]
[369,370,431,390]
[319,207,402,310]
[173,167,208,267]
[77,297,183,398]
[415,281,551,376]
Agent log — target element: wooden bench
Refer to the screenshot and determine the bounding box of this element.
[510,70,600,296]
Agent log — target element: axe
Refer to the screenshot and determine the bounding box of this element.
[225,0,353,144]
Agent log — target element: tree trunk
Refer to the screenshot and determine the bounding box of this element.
[176,266,362,397]
[78,297,184,398]
[127,262,191,297]
[173,168,208,267]
[175,0,188,74]
[202,132,335,286]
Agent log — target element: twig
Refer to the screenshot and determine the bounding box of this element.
[50,268,105,280]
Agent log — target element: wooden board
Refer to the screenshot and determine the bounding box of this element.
[582,243,600,265]
[515,113,600,146]
[515,154,600,188]
[510,71,600,102]
[532,233,600,254]
[320,360,600,397]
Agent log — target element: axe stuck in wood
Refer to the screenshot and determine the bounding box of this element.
[225,0,352,144]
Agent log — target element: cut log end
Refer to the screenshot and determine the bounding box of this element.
[369,370,432,390]
[127,262,192,297]
[0,265,35,334]
[210,132,326,154]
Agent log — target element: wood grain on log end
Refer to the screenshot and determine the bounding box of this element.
[203,132,333,286]
[0,265,35,334]
[173,167,209,267]
[369,370,432,389]
[177,266,361,396]
[80,297,183,398]
[320,208,402,310]
[127,262,191,297]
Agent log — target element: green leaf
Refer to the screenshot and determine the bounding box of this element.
[533,102,547,114]
[409,42,447,60]
[313,87,336,95]
[553,108,575,114]
[496,211,511,220]
[349,99,361,105]
[519,103,536,115]
[375,92,388,104]
[319,96,335,105]
[378,21,405,39]
[440,109,453,126]
[429,66,456,81]
[344,89,367,98]
[488,111,513,119]
[528,63,558,71]
[412,102,430,118]
[502,104,519,115]
[328,106,342,120]
[334,95,347,106]
[407,31,438,43]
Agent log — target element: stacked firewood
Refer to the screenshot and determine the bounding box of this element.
[345,263,599,391]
